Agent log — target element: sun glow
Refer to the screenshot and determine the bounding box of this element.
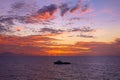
[48,50,65,56]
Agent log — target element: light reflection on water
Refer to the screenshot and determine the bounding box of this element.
[0,56,120,80]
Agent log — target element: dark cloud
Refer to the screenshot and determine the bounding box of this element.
[0,16,15,33]
[39,26,95,36]
[59,3,70,16]
[69,26,95,38]
[0,15,28,25]
[114,38,120,45]
[81,4,89,12]
[12,1,26,10]
[39,26,95,37]
[37,4,57,16]
[0,16,14,25]
[71,26,94,32]
[10,1,38,16]
[0,24,7,32]
[70,1,80,13]
[77,34,94,38]
[40,28,64,34]
[80,26,94,32]
[0,15,27,34]
[62,0,90,15]
[0,24,13,34]
[69,17,81,21]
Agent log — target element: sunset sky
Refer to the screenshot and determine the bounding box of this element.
[0,0,120,56]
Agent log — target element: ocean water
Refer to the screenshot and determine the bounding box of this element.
[0,56,120,80]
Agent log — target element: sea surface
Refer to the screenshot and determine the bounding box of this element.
[0,56,120,80]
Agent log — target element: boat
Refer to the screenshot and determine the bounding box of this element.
[54,60,71,65]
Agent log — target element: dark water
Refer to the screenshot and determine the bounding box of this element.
[0,56,120,80]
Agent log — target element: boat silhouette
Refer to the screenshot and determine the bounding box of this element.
[54,60,71,65]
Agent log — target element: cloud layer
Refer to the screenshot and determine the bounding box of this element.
[0,35,120,56]
[0,0,93,36]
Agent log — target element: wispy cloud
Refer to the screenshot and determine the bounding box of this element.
[0,35,57,46]
[0,0,94,37]
[76,34,94,38]
[71,26,94,32]
[12,1,26,10]
[9,0,37,15]
[59,3,70,16]
[29,4,57,21]
[40,28,64,34]
[0,34,120,56]
[70,3,80,13]
[73,39,120,56]
[38,26,95,38]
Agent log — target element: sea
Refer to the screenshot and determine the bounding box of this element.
[0,56,120,80]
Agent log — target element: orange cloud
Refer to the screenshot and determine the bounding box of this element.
[0,35,59,56]
[27,11,56,22]
[45,38,120,56]
[0,35,57,46]
[0,34,120,56]
[26,4,57,23]
[73,40,120,56]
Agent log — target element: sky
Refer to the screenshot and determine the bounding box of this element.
[0,0,120,56]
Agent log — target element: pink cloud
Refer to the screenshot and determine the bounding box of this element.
[80,8,94,15]
[16,26,25,31]
[101,9,116,16]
